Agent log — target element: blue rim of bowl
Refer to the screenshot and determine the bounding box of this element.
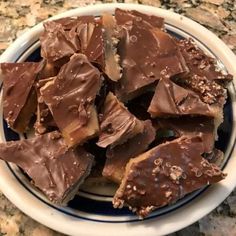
[2,21,236,223]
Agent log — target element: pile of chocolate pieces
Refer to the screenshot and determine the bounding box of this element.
[0,8,232,218]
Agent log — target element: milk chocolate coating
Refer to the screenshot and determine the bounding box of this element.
[102,13,121,81]
[40,21,81,62]
[113,136,225,217]
[148,77,222,118]
[84,22,105,70]
[1,62,43,132]
[154,117,215,153]
[204,148,224,167]
[0,131,94,204]
[115,8,164,29]
[34,77,57,135]
[103,120,155,183]
[177,39,233,85]
[40,54,101,146]
[115,22,187,100]
[97,92,144,148]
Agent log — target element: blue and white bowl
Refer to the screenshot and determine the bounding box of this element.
[0,3,236,236]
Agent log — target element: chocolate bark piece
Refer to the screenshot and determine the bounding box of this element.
[103,120,155,184]
[102,13,121,81]
[97,92,144,148]
[40,20,80,62]
[115,22,187,101]
[40,54,101,146]
[154,117,215,153]
[115,8,164,29]
[148,77,222,119]
[84,21,105,70]
[174,74,227,106]
[1,62,43,132]
[177,39,233,86]
[0,131,94,204]
[39,60,59,79]
[34,77,57,135]
[113,136,226,218]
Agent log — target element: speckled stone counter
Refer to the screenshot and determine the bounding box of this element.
[0,0,236,235]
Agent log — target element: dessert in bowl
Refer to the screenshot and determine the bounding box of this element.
[0,3,236,236]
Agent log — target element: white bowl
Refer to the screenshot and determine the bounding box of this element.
[0,3,236,236]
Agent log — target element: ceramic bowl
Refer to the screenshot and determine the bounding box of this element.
[0,3,236,236]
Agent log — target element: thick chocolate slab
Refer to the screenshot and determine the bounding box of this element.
[113,136,225,217]
[0,131,94,204]
[97,92,144,148]
[40,54,101,146]
[103,120,155,183]
[1,62,43,132]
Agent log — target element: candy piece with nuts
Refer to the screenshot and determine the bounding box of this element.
[0,131,94,204]
[0,62,43,133]
[97,92,144,148]
[113,136,225,218]
[103,120,155,183]
[148,77,223,119]
[40,54,101,146]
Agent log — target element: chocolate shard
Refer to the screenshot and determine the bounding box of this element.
[40,20,81,62]
[39,60,59,80]
[84,21,105,70]
[174,74,227,106]
[34,77,57,135]
[113,136,226,218]
[0,62,43,132]
[115,22,187,101]
[103,120,155,184]
[97,92,144,148]
[40,53,101,146]
[154,117,215,153]
[148,77,222,119]
[177,38,233,86]
[102,13,122,81]
[115,8,164,29]
[0,131,94,204]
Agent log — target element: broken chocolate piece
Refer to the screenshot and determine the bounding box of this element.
[102,13,121,81]
[103,120,155,183]
[115,8,164,29]
[40,21,80,62]
[97,92,144,148]
[148,77,222,119]
[84,21,105,70]
[154,117,215,153]
[113,136,225,217]
[177,39,233,86]
[0,131,94,204]
[116,22,187,100]
[34,77,57,135]
[40,54,101,146]
[0,62,43,132]
[174,74,227,106]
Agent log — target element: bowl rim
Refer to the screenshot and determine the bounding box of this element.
[0,3,236,236]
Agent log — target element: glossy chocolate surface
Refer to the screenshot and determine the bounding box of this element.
[40,54,101,146]
[97,92,144,148]
[0,131,94,204]
[1,62,43,132]
[103,120,155,183]
[113,136,225,217]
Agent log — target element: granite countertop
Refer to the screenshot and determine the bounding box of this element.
[0,0,236,235]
